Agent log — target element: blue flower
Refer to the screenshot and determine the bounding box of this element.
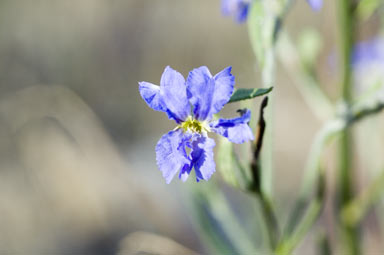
[353,37,384,65]
[306,0,323,11]
[139,66,254,183]
[221,0,251,23]
[352,37,384,102]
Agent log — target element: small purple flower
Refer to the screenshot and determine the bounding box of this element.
[221,0,251,23]
[307,0,323,11]
[139,66,254,183]
[353,38,384,65]
[352,37,384,101]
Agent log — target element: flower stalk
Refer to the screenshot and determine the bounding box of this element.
[337,0,359,254]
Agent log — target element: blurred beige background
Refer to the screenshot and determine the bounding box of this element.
[0,0,382,254]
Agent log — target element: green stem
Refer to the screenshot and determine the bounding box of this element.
[258,192,279,249]
[247,0,282,202]
[337,0,358,253]
[282,102,384,253]
[260,48,275,199]
[342,167,384,226]
[188,182,258,254]
[277,168,325,255]
[276,198,323,255]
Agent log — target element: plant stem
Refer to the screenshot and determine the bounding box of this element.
[260,48,275,199]
[280,101,384,253]
[247,0,279,199]
[276,168,326,255]
[187,182,258,254]
[342,167,384,226]
[337,0,359,254]
[276,197,323,255]
[258,191,279,250]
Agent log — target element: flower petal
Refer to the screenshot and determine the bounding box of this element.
[156,129,191,184]
[179,164,193,182]
[187,66,235,121]
[210,109,254,144]
[187,66,215,121]
[234,2,249,23]
[212,66,235,114]
[139,66,190,123]
[221,0,233,16]
[306,0,322,11]
[160,66,190,123]
[190,135,216,182]
[221,0,250,23]
[138,82,167,112]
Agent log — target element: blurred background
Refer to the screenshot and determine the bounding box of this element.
[0,0,383,254]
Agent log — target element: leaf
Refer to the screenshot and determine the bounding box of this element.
[217,137,251,189]
[186,183,258,254]
[217,138,239,187]
[278,168,326,254]
[248,0,267,67]
[248,1,281,68]
[229,87,273,103]
[248,1,282,67]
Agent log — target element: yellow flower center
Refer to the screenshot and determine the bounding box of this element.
[180,116,210,133]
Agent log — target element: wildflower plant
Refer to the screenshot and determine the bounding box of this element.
[139,0,384,254]
[139,66,270,183]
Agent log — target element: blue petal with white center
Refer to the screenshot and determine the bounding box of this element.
[155,129,191,184]
[190,135,216,182]
[210,109,254,144]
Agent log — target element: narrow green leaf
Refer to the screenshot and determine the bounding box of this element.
[277,169,326,255]
[247,1,279,67]
[248,0,266,67]
[187,183,258,254]
[217,136,251,189]
[217,138,239,188]
[229,87,273,103]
